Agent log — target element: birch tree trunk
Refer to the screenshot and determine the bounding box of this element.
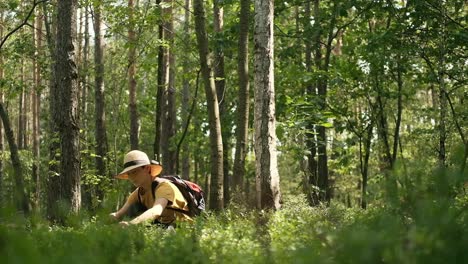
[193,0,224,210]
[254,0,281,210]
[233,0,250,194]
[213,0,229,205]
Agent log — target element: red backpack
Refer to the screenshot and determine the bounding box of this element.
[152,175,206,217]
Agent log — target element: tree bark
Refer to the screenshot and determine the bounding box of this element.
[213,0,230,205]
[53,0,81,215]
[233,0,250,194]
[161,0,177,174]
[0,18,3,203]
[304,0,319,205]
[180,0,192,180]
[93,0,108,203]
[154,0,167,161]
[254,0,281,210]
[0,104,29,214]
[32,10,43,210]
[193,0,224,210]
[128,0,139,150]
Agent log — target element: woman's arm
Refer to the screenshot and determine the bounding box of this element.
[128,197,168,225]
[111,190,138,220]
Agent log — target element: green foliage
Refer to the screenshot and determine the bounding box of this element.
[1,168,467,264]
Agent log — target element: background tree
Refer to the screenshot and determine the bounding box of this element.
[254,0,281,210]
[51,0,81,217]
[193,0,224,210]
[232,0,250,197]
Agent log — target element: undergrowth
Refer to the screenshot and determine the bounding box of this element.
[1,167,467,263]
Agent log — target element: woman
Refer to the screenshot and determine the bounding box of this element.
[110,150,193,228]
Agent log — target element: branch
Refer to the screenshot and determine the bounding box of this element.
[0,0,49,52]
[175,69,201,173]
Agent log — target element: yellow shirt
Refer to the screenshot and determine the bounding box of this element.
[129,181,193,224]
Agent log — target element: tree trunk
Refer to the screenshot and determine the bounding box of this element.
[360,120,373,209]
[213,0,230,205]
[254,0,281,210]
[193,0,224,210]
[154,0,167,161]
[0,18,3,203]
[32,11,43,210]
[93,0,108,203]
[46,0,62,221]
[54,0,81,215]
[128,0,139,150]
[304,0,319,206]
[233,0,250,194]
[18,61,25,150]
[161,0,177,174]
[180,0,192,180]
[0,104,29,214]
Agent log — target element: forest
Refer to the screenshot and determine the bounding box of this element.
[0,0,467,263]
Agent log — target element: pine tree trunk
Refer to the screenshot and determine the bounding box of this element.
[193,0,224,210]
[233,0,250,194]
[128,0,139,150]
[93,0,108,203]
[54,0,81,214]
[254,0,281,210]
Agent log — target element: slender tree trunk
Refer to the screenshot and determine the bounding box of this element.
[154,0,167,160]
[93,0,108,204]
[0,17,3,202]
[32,11,43,210]
[54,0,81,214]
[45,0,62,221]
[360,120,373,209]
[193,0,224,210]
[233,0,250,194]
[161,0,177,174]
[392,61,403,164]
[254,0,281,210]
[437,12,447,167]
[213,0,230,205]
[180,0,192,180]
[128,0,139,150]
[0,104,29,214]
[304,0,319,205]
[18,61,25,150]
[80,3,93,210]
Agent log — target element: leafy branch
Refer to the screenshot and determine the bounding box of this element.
[0,0,49,52]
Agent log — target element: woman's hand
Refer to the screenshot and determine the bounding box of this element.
[119,221,130,227]
[109,212,119,221]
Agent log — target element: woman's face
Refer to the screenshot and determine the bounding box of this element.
[127,166,149,187]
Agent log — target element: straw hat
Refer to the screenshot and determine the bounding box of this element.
[115,150,163,180]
